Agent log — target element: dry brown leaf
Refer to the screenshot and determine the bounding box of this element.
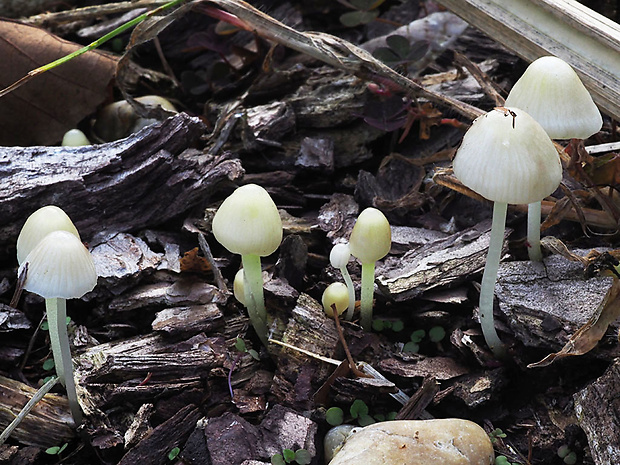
[0,19,117,146]
[528,277,620,368]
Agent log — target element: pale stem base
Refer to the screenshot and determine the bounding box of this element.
[527,201,543,261]
[340,267,356,322]
[46,297,83,424]
[359,262,375,331]
[479,202,507,358]
[241,254,269,346]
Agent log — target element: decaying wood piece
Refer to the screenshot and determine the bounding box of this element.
[435,0,620,120]
[0,375,74,448]
[0,113,243,255]
[118,404,201,465]
[495,252,618,352]
[377,220,509,301]
[574,359,620,465]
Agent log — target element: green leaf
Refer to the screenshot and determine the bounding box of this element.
[282,449,296,463]
[294,449,312,465]
[45,446,61,455]
[391,320,404,332]
[350,399,369,419]
[58,443,68,454]
[410,329,426,343]
[357,413,375,427]
[403,341,419,353]
[372,47,402,63]
[271,453,285,465]
[325,407,344,426]
[340,10,378,27]
[168,447,180,461]
[407,40,430,62]
[248,349,260,361]
[371,319,385,331]
[386,35,410,58]
[235,337,247,352]
[563,452,577,465]
[42,358,55,371]
[386,411,398,421]
[428,326,446,342]
[41,321,49,331]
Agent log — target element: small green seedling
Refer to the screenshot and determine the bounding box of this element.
[372,35,430,67]
[234,337,259,361]
[489,428,507,444]
[271,448,311,465]
[168,447,181,461]
[495,456,521,465]
[372,318,404,332]
[45,443,68,456]
[350,399,374,426]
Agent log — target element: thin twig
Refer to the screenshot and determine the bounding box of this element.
[331,304,370,379]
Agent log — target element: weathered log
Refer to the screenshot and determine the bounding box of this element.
[0,113,243,257]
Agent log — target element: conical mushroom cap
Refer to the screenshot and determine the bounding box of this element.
[453,107,562,205]
[19,230,97,299]
[349,208,391,264]
[212,184,283,256]
[17,206,80,265]
[504,56,602,139]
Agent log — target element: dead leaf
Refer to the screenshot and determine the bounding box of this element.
[0,19,118,146]
[528,278,620,368]
[180,247,212,275]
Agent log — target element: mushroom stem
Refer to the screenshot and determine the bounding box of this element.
[241,254,269,345]
[359,262,376,331]
[46,297,82,424]
[479,202,507,358]
[527,201,543,261]
[340,267,356,322]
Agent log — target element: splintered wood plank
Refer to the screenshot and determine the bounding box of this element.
[436,0,620,121]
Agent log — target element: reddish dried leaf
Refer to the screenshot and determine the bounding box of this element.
[180,247,212,275]
[0,19,117,146]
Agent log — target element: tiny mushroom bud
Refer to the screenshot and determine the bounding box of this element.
[61,129,91,147]
[212,184,283,345]
[348,208,391,331]
[233,269,246,306]
[18,229,97,425]
[505,56,602,261]
[453,107,561,358]
[322,282,350,318]
[329,242,356,321]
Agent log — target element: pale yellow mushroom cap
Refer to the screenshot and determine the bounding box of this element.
[17,206,80,266]
[348,208,391,264]
[212,184,283,256]
[61,129,91,147]
[504,56,602,139]
[322,282,349,318]
[19,230,97,299]
[453,107,562,205]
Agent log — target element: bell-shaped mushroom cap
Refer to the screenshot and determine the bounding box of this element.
[348,208,391,264]
[212,184,283,257]
[504,56,602,139]
[17,206,80,265]
[19,230,97,299]
[453,107,562,205]
[330,243,351,269]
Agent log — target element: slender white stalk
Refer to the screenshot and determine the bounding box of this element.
[527,201,543,261]
[46,298,82,424]
[340,266,356,321]
[241,254,269,346]
[479,202,507,358]
[359,262,375,331]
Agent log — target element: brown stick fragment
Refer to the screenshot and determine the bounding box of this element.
[331,304,370,379]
